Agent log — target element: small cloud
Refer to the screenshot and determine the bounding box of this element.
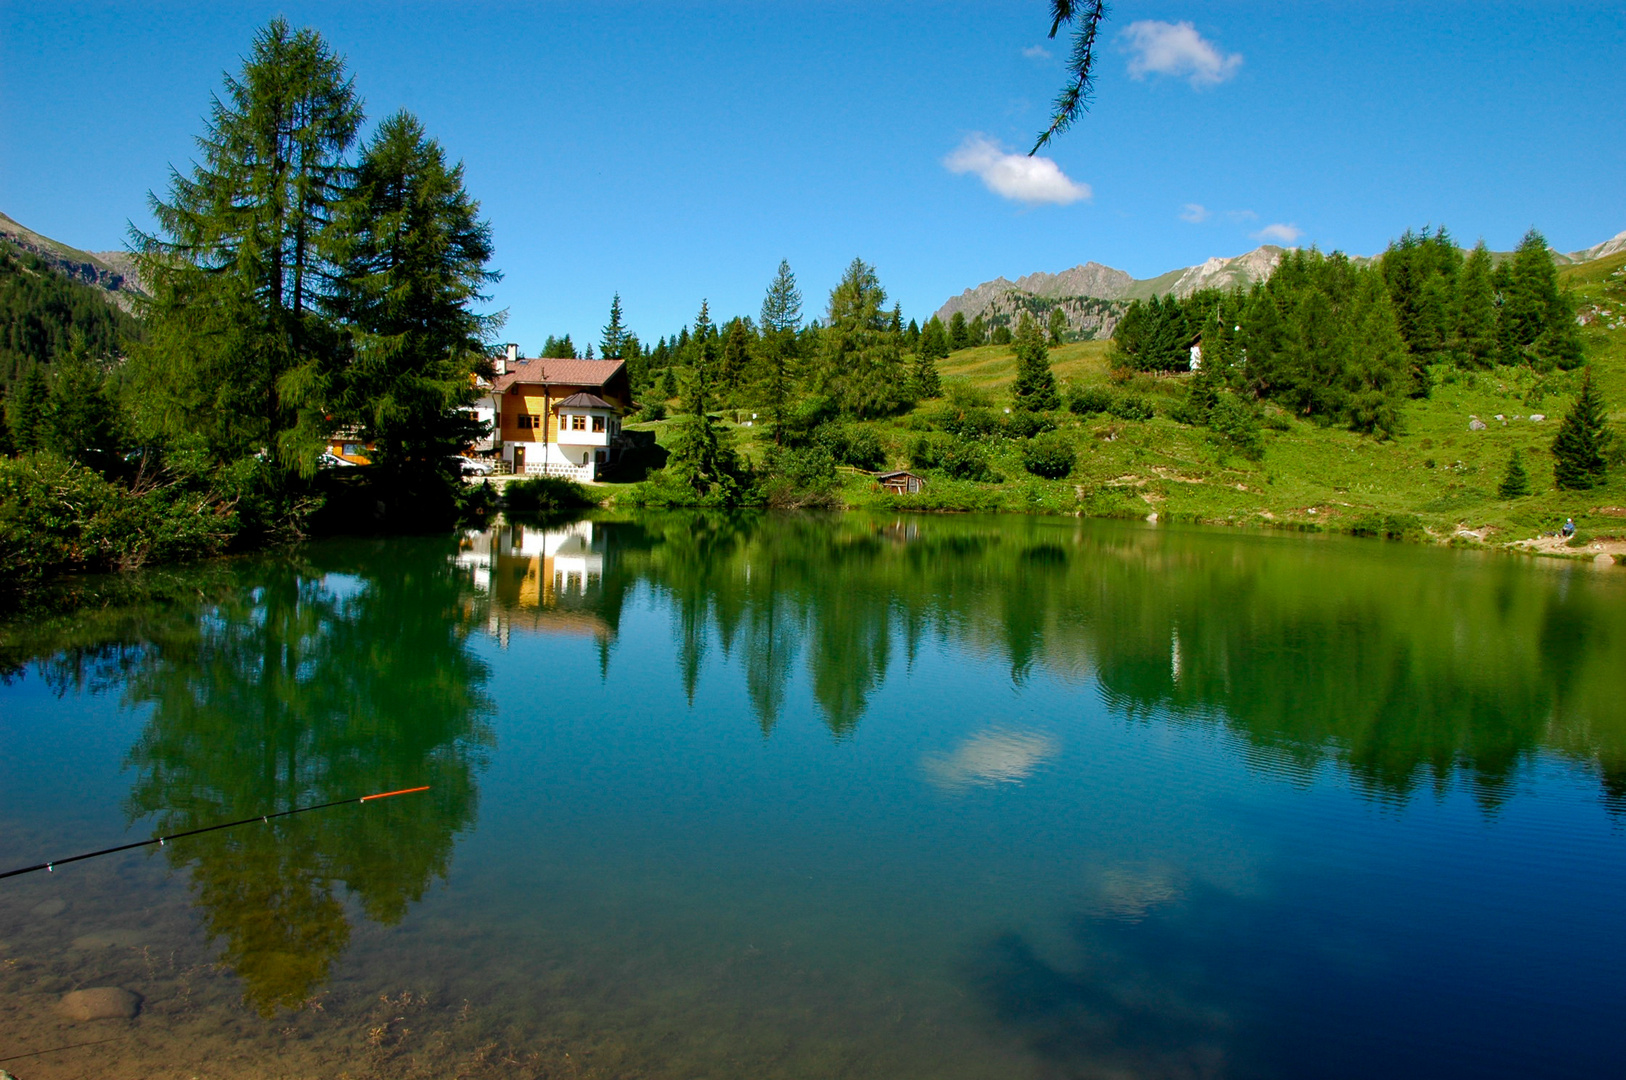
[923,729,1057,791]
[1227,209,1259,223]
[943,134,1091,206]
[1022,44,1052,60]
[1253,222,1303,244]
[1180,203,1210,224]
[1121,20,1243,88]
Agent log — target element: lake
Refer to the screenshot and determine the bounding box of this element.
[1,512,1623,1079]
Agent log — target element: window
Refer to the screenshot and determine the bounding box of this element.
[572,414,586,431]
[591,415,605,433]
[516,414,532,430]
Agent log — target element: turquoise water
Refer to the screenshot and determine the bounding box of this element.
[1,513,1623,1078]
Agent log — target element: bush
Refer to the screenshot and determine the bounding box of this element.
[908,433,944,470]
[939,442,999,482]
[1208,394,1264,460]
[1004,410,1056,440]
[943,379,992,410]
[635,400,667,422]
[502,475,598,514]
[1069,385,1114,416]
[1109,394,1155,422]
[1021,433,1076,479]
[811,422,886,470]
[939,407,1002,439]
[757,445,840,508]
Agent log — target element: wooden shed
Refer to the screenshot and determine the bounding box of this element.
[876,470,927,495]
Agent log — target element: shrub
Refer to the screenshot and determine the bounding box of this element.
[1068,385,1114,416]
[503,475,598,514]
[1004,410,1056,440]
[939,407,1002,439]
[939,442,998,482]
[635,400,667,422]
[1021,433,1076,479]
[757,445,840,508]
[811,423,886,470]
[1498,448,1532,499]
[1208,394,1264,460]
[1109,394,1155,422]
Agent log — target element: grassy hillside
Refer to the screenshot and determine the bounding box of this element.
[620,252,1626,558]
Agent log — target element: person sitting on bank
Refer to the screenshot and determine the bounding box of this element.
[1562,518,1576,538]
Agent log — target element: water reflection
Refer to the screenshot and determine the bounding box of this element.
[468,512,1626,811]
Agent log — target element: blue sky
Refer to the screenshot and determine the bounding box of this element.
[3,2,1623,351]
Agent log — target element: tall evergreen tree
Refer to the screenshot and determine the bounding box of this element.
[1454,242,1498,369]
[758,261,802,444]
[912,316,947,399]
[45,335,123,471]
[542,334,577,358]
[1499,229,1583,369]
[1010,313,1060,411]
[948,311,970,350]
[720,318,751,399]
[600,293,627,360]
[665,298,742,502]
[819,258,911,417]
[1552,367,1612,490]
[1048,306,1068,346]
[967,313,988,346]
[0,398,11,457]
[905,318,921,352]
[9,364,48,453]
[131,17,363,462]
[282,111,496,486]
[687,300,716,415]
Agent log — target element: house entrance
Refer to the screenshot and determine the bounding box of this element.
[513,445,525,472]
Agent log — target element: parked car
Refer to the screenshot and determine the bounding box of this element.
[318,451,356,469]
[456,455,497,476]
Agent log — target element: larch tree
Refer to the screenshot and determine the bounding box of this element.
[131,17,363,463]
[820,258,911,418]
[757,259,802,444]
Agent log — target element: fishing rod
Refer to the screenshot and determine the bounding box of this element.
[0,786,430,881]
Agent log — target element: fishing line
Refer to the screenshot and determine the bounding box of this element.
[0,786,429,881]
[0,1034,128,1064]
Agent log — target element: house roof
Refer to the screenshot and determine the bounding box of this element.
[492,357,625,394]
[876,470,925,481]
[555,392,613,409]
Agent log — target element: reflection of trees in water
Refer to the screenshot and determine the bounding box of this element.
[599,514,1626,808]
[116,543,493,1014]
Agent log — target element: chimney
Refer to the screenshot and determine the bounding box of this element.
[497,342,517,376]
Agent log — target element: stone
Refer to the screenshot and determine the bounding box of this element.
[1596,553,1616,566]
[70,929,142,950]
[29,898,66,917]
[1529,414,1545,422]
[1495,414,1505,421]
[58,987,141,1021]
[1468,418,1487,431]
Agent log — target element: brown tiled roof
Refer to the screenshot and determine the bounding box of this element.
[492,357,624,394]
[555,392,613,409]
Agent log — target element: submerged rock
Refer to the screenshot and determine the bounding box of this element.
[58,987,141,1021]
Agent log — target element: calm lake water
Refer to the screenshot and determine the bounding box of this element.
[1,512,1623,1079]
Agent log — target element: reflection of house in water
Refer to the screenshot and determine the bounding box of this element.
[456,521,614,647]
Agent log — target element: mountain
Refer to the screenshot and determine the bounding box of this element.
[939,231,1623,340]
[0,210,145,310]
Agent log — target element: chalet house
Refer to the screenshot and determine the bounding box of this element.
[475,344,632,481]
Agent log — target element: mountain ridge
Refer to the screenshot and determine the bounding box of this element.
[0,210,146,311]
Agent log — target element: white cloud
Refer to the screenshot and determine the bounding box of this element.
[1121,20,1242,88]
[1022,44,1052,60]
[943,134,1091,206]
[1180,203,1210,223]
[1253,222,1304,244]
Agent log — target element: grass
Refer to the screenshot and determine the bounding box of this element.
[612,254,1626,556]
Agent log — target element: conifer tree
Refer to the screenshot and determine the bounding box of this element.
[948,311,970,350]
[758,260,802,445]
[720,318,751,399]
[819,258,911,417]
[131,17,363,461]
[600,293,627,359]
[542,334,577,359]
[0,400,11,457]
[45,335,123,470]
[1010,313,1060,411]
[912,316,947,398]
[284,110,496,483]
[1455,242,1498,369]
[905,318,921,352]
[1552,367,1612,490]
[687,300,716,415]
[1498,229,1583,369]
[967,313,987,346]
[9,364,48,453]
[1048,306,1068,346]
[1498,447,1531,499]
[665,298,742,502]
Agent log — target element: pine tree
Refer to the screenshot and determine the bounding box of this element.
[948,311,970,350]
[687,300,716,415]
[912,316,947,398]
[9,364,48,453]
[45,335,123,470]
[1498,448,1531,499]
[720,318,751,398]
[1010,313,1060,411]
[967,313,987,346]
[1455,242,1497,369]
[1048,306,1068,346]
[600,293,627,359]
[130,17,363,462]
[1499,229,1582,369]
[0,398,12,457]
[905,318,921,352]
[1552,367,1612,490]
[758,261,802,445]
[819,258,910,417]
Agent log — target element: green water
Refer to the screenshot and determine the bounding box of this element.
[1,513,1623,1078]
